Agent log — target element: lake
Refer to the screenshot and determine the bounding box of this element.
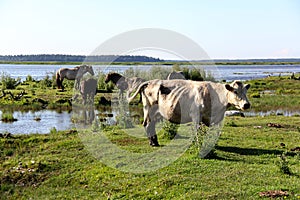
[1,64,300,81]
[1,64,300,134]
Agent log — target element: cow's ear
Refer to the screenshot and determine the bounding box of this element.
[225,84,234,92]
[244,84,250,90]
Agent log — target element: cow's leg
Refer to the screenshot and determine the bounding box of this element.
[61,77,65,91]
[144,120,159,146]
[190,104,202,144]
[119,90,124,99]
[143,105,159,146]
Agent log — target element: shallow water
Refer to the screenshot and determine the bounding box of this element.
[1,108,299,134]
[244,109,300,117]
[0,110,74,134]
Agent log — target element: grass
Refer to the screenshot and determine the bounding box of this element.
[246,76,300,112]
[1,73,300,199]
[1,115,300,199]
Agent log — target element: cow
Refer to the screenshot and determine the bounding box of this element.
[128,79,251,147]
[166,71,186,80]
[104,72,145,100]
[80,78,97,105]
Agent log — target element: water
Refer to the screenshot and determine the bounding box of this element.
[0,110,74,134]
[1,64,299,81]
[200,64,300,81]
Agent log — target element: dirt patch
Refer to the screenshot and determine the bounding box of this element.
[259,190,289,198]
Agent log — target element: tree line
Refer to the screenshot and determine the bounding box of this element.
[0,54,162,63]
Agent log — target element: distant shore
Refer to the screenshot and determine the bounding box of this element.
[1,60,300,65]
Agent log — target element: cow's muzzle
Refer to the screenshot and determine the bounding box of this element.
[243,103,251,110]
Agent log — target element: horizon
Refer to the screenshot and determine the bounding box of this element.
[1,54,300,61]
[1,0,300,59]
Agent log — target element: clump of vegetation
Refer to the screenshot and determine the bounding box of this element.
[97,72,114,92]
[0,73,21,89]
[25,75,34,82]
[49,127,57,134]
[250,92,260,98]
[226,121,238,127]
[0,111,17,122]
[39,75,52,89]
[277,151,292,175]
[159,120,178,140]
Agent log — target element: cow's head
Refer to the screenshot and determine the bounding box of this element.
[225,80,251,110]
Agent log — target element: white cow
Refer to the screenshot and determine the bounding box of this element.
[128,79,251,146]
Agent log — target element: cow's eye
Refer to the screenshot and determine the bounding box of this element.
[234,91,238,94]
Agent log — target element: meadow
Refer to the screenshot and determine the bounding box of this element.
[0,70,300,199]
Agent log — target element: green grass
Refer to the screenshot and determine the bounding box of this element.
[246,76,300,112]
[1,73,300,199]
[1,115,300,199]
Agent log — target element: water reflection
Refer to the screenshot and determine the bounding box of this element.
[0,110,74,134]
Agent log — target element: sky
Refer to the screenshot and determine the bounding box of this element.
[0,0,300,59]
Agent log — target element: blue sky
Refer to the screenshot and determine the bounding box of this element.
[0,0,299,59]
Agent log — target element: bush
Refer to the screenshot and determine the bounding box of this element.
[159,120,178,140]
[0,73,21,89]
[26,75,34,82]
[176,66,215,81]
[39,75,52,88]
[97,72,114,91]
[190,68,204,81]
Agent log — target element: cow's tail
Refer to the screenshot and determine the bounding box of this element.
[56,71,62,89]
[127,81,149,103]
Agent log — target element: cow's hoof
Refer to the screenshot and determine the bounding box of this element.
[150,142,160,147]
[149,136,159,147]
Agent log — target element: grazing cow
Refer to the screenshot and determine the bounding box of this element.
[166,71,186,80]
[80,78,97,105]
[56,65,94,91]
[79,78,97,125]
[104,72,145,100]
[128,80,250,146]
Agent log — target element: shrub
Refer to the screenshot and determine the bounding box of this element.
[39,75,52,88]
[190,68,204,81]
[98,72,114,91]
[26,75,34,82]
[159,120,178,140]
[0,73,21,89]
